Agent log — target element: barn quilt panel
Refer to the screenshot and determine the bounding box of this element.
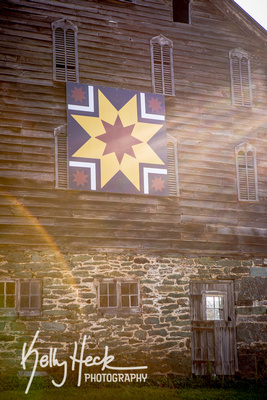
[67,82,168,195]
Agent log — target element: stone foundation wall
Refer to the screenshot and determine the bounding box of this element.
[0,251,266,378]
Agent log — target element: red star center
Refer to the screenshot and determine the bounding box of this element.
[72,169,88,187]
[148,97,162,112]
[151,176,166,192]
[97,115,142,164]
[71,86,86,103]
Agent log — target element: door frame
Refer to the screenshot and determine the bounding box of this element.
[190,279,238,375]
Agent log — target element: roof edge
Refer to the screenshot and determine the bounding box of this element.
[210,0,267,47]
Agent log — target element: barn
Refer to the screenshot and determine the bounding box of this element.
[0,0,266,382]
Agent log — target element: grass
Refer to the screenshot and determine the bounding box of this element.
[1,386,267,400]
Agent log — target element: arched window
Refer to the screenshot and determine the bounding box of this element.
[235,143,258,201]
[150,35,175,96]
[52,19,78,82]
[229,49,252,106]
[167,135,179,196]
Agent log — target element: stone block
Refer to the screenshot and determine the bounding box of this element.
[148,329,168,337]
[41,322,66,332]
[128,317,143,325]
[179,314,190,320]
[238,278,267,301]
[134,257,149,264]
[236,306,266,315]
[0,322,6,331]
[250,268,267,277]
[141,286,153,293]
[134,330,147,340]
[161,304,179,311]
[152,341,177,350]
[231,267,250,274]
[194,257,215,266]
[237,323,267,343]
[0,334,15,341]
[117,331,132,338]
[10,322,26,331]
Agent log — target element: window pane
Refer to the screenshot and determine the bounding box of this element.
[109,283,117,295]
[121,283,129,295]
[20,282,29,295]
[6,282,15,294]
[0,282,4,295]
[30,296,40,308]
[31,282,40,295]
[0,295,4,307]
[214,309,221,320]
[6,295,15,308]
[214,296,220,309]
[20,296,29,308]
[206,296,214,308]
[100,283,107,295]
[130,283,138,294]
[206,309,214,320]
[109,295,117,307]
[100,296,108,308]
[131,295,138,307]
[121,296,129,307]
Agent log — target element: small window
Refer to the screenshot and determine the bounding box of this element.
[0,280,42,316]
[173,0,190,24]
[167,136,179,196]
[0,281,16,309]
[98,279,140,314]
[229,49,252,106]
[235,143,258,201]
[205,295,224,321]
[19,281,42,312]
[99,282,118,308]
[121,282,139,307]
[52,19,78,82]
[54,125,68,189]
[151,35,175,96]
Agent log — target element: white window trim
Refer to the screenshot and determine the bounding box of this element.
[52,19,79,82]
[235,143,258,202]
[203,292,228,322]
[150,34,175,96]
[229,48,252,107]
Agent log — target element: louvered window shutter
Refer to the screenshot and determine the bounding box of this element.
[246,150,257,200]
[55,128,68,189]
[236,145,257,201]
[152,43,164,94]
[151,35,174,96]
[162,45,174,96]
[167,141,179,196]
[52,20,78,82]
[230,50,252,106]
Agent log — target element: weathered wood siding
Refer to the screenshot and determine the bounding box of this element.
[0,0,267,255]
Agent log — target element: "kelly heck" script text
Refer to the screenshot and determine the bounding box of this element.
[21,330,148,394]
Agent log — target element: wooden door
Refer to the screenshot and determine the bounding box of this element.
[190,280,238,375]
